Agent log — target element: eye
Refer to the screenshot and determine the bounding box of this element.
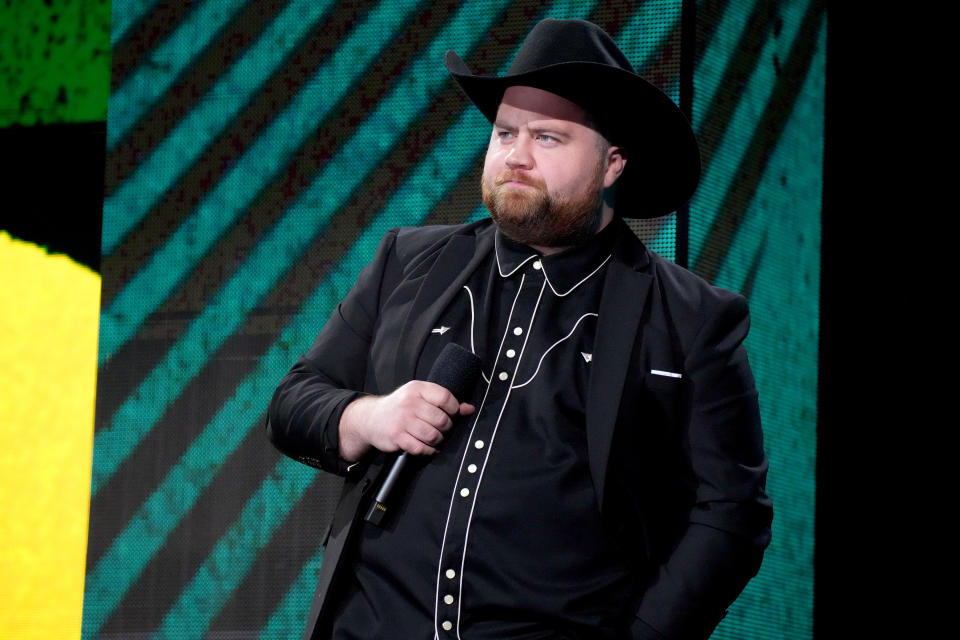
[536,134,558,145]
[496,129,515,141]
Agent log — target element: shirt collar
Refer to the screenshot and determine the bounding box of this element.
[494,220,618,295]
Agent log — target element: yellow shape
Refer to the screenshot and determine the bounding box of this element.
[0,231,99,640]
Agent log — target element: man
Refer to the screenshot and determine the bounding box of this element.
[268,18,772,640]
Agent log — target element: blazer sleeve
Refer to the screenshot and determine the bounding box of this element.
[633,290,773,640]
[266,230,400,475]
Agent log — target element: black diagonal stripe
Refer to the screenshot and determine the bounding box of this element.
[235,0,543,320]
[99,0,378,306]
[588,0,674,83]
[693,0,824,283]
[424,157,486,228]
[94,0,462,428]
[739,229,767,300]
[588,0,639,36]
[210,474,344,633]
[694,0,780,172]
[86,330,277,568]
[104,0,292,195]
[109,1,198,91]
[694,0,734,67]
[97,413,275,636]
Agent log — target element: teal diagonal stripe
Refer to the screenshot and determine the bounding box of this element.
[154,458,316,640]
[90,0,514,496]
[97,0,425,365]
[110,0,161,46]
[257,547,323,639]
[689,0,757,130]
[100,0,338,255]
[688,0,811,265]
[106,0,249,150]
[617,0,683,66]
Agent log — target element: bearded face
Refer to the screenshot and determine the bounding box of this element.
[481,156,607,249]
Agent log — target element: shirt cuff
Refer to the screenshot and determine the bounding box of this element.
[320,390,368,475]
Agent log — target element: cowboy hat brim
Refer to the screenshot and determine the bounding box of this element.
[445,50,701,219]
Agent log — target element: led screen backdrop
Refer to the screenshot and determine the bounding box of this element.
[690,0,823,638]
[83,0,822,638]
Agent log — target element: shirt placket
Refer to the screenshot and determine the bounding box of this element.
[434,260,546,638]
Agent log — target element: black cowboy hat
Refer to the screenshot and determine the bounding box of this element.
[445,18,701,219]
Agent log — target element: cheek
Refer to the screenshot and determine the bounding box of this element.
[482,149,503,182]
[541,164,579,195]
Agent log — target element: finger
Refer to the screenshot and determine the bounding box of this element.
[397,432,437,456]
[408,419,446,446]
[414,403,454,431]
[418,382,461,415]
[458,402,475,416]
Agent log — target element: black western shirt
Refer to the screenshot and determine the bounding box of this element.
[332,222,635,639]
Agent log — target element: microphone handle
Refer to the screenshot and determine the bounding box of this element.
[364,452,408,525]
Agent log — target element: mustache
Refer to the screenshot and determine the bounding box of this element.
[493,171,546,190]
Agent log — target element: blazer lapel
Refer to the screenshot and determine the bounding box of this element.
[586,224,653,508]
[394,229,495,385]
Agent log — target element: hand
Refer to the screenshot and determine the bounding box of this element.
[338,381,475,461]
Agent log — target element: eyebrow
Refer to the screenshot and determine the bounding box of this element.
[492,120,572,138]
[528,125,570,139]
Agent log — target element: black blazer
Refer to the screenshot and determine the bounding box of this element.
[267,218,772,640]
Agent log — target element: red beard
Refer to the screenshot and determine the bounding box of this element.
[481,165,606,248]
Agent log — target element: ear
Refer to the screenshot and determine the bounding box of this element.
[603,146,627,188]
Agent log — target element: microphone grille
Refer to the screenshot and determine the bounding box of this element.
[427,343,482,399]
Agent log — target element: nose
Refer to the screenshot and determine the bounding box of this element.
[504,137,533,170]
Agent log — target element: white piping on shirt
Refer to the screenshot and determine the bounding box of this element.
[462,285,486,382]
[432,274,528,637]
[511,312,598,389]
[541,254,612,297]
[453,277,546,638]
[495,241,538,277]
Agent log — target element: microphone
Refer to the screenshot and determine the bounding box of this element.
[364,343,481,526]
